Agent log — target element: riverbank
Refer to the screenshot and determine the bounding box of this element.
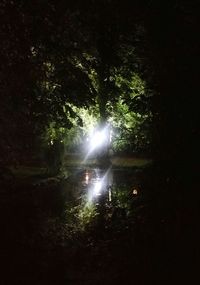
[9,155,152,181]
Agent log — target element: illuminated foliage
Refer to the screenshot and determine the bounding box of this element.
[0,0,153,165]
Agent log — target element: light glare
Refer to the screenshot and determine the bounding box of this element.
[93,181,102,196]
[90,130,106,150]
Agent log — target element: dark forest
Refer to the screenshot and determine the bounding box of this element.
[0,1,199,284]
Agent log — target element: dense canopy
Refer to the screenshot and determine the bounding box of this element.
[0,0,198,168]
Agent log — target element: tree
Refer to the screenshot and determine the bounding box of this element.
[60,1,152,159]
[26,0,153,163]
[0,0,153,167]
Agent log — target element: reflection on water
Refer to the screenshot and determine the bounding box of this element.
[132,188,138,195]
[63,167,142,231]
[86,167,113,202]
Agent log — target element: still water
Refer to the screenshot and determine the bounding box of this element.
[62,167,143,229]
[64,167,140,199]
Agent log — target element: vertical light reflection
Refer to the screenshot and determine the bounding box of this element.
[86,166,113,203]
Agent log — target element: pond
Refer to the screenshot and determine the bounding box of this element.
[61,166,145,234]
[1,164,191,285]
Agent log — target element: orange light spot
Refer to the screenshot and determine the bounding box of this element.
[133,189,138,195]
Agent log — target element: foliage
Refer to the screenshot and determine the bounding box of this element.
[43,71,153,154]
[65,199,98,232]
[0,0,155,165]
[108,73,153,153]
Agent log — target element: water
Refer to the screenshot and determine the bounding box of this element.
[61,166,143,232]
[2,165,194,284]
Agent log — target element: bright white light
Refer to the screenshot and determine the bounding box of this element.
[90,130,106,150]
[108,188,112,201]
[133,189,138,195]
[87,179,103,202]
[93,181,102,196]
[93,180,103,196]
